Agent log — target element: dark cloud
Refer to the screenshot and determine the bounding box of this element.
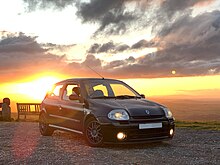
[65,55,137,78]
[96,15,132,35]
[81,54,102,68]
[76,0,212,35]
[156,10,220,50]
[131,40,156,49]
[101,11,220,78]
[116,44,130,52]
[76,0,136,35]
[104,56,135,70]
[106,60,125,69]
[19,0,220,79]
[23,0,215,36]
[42,43,76,52]
[141,0,215,38]
[160,0,201,18]
[82,10,220,78]
[88,39,156,54]
[97,41,115,53]
[76,0,124,22]
[24,0,136,35]
[88,41,130,54]
[0,32,45,53]
[8,29,217,81]
[87,43,100,54]
[63,54,104,78]
[0,32,66,81]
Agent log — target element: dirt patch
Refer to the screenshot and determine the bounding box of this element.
[0,122,219,164]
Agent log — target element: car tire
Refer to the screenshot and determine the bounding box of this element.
[84,118,104,147]
[39,112,54,136]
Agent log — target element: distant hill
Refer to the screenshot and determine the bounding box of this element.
[149,96,220,122]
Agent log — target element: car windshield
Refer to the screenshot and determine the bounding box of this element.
[84,79,141,99]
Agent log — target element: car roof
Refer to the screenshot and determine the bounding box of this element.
[56,78,122,85]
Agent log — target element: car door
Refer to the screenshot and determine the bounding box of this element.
[59,83,85,132]
[43,84,66,126]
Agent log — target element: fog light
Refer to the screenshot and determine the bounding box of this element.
[117,132,126,140]
[170,129,174,136]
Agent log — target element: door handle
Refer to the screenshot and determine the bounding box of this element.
[59,106,62,111]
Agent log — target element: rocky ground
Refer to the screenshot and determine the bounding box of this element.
[0,122,219,165]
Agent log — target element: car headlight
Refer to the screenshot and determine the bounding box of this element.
[162,107,173,119]
[108,109,129,120]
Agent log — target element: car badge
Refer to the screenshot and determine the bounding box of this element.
[145,110,150,115]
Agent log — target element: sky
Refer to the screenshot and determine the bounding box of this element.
[0,0,220,105]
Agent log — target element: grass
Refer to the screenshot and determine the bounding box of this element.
[175,121,220,131]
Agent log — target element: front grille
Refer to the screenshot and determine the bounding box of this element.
[129,117,167,124]
[132,115,164,120]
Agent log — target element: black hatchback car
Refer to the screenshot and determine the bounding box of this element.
[39,78,175,147]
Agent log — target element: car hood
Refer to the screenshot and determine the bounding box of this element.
[88,98,165,118]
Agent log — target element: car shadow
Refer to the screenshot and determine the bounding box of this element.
[104,141,172,150]
[53,131,172,149]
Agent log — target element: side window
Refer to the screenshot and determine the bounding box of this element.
[62,84,80,101]
[93,84,108,96]
[49,85,63,98]
[85,82,109,97]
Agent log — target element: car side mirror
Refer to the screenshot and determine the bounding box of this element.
[140,94,145,98]
[69,94,80,101]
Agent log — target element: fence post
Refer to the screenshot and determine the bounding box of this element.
[17,103,20,121]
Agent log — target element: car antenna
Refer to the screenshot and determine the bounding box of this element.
[86,65,105,79]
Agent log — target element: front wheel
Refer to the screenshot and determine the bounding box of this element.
[84,118,104,147]
[39,113,54,136]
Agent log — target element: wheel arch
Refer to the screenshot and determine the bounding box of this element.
[83,113,99,132]
[40,107,47,115]
[83,114,104,147]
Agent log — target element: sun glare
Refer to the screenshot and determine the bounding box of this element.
[16,76,60,101]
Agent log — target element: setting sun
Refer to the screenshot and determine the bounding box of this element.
[0,72,68,106]
[16,76,59,101]
[172,70,176,75]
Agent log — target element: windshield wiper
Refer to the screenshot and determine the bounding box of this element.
[91,96,116,99]
[116,95,141,99]
[91,95,141,99]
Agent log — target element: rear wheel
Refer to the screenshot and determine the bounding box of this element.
[39,113,54,136]
[85,118,104,147]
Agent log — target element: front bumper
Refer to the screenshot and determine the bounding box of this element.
[97,117,175,144]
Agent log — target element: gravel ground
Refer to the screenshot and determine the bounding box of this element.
[0,122,219,165]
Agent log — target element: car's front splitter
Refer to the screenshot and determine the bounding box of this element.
[97,119,175,144]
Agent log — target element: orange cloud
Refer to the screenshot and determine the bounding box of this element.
[194,0,215,7]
